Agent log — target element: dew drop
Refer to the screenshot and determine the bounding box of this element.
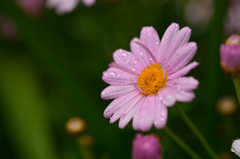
[174,83,181,91]
[159,96,163,100]
[110,72,116,76]
[161,112,165,116]
[139,50,143,56]
[125,58,130,64]
[101,91,105,96]
[134,61,137,64]
[122,53,126,56]
[148,33,151,36]
[160,117,165,121]
[231,147,235,152]
[162,58,166,63]
[131,68,136,72]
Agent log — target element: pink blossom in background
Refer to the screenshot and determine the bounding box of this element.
[225,0,240,35]
[16,0,44,17]
[184,0,214,27]
[220,34,240,76]
[46,0,96,15]
[101,23,199,132]
[132,133,162,159]
[0,15,19,41]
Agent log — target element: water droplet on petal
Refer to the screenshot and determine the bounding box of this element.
[122,53,126,56]
[174,83,181,91]
[125,58,130,64]
[110,72,116,76]
[102,91,105,96]
[132,68,136,72]
[134,61,137,64]
[161,112,165,116]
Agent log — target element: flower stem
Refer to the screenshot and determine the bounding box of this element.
[164,126,201,159]
[232,75,240,105]
[175,104,219,159]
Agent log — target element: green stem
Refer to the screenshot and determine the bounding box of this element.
[232,76,240,105]
[175,104,219,159]
[164,126,201,159]
[76,138,95,159]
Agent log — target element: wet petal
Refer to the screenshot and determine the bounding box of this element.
[102,67,138,85]
[157,23,179,63]
[167,77,199,91]
[110,94,142,123]
[113,49,143,74]
[140,26,160,58]
[136,95,156,131]
[158,88,176,107]
[154,97,168,129]
[101,85,136,100]
[130,38,152,67]
[167,88,195,102]
[166,42,197,73]
[103,90,139,118]
[164,27,191,62]
[168,61,199,79]
[132,98,145,130]
[118,101,139,129]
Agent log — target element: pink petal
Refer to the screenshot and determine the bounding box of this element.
[110,94,142,123]
[101,85,136,100]
[164,27,191,62]
[102,67,138,85]
[132,98,145,130]
[154,97,168,129]
[130,38,152,67]
[167,77,199,91]
[82,0,95,6]
[118,102,139,129]
[103,90,139,118]
[157,23,179,63]
[166,42,197,74]
[140,27,160,59]
[168,61,199,79]
[113,49,143,74]
[158,88,176,107]
[136,95,156,132]
[167,88,195,102]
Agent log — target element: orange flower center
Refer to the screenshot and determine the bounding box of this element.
[137,63,167,96]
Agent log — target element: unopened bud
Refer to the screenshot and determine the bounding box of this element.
[220,34,240,76]
[132,133,162,159]
[80,135,94,147]
[216,96,237,116]
[65,117,86,136]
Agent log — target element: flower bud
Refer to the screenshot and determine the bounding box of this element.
[132,133,162,159]
[65,117,86,136]
[80,135,94,147]
[216,96,237,116]
[231,139,240,157]
[220,34,240,76]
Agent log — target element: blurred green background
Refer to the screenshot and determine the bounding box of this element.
[0,0,239,158]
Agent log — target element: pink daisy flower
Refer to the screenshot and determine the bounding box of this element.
[101,23,199,132]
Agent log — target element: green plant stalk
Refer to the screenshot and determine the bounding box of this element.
[164,126,201,159]
[175,104,219,159]
[232,75,240,105]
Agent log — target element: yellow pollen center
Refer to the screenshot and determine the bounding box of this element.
[137,63,167,96]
